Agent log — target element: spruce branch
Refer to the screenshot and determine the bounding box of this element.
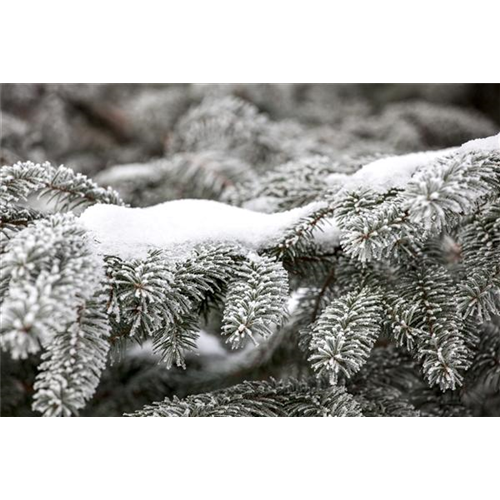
[457,200,500,322]
[335,189,421,262]
[97,152,253,206]
[383,295,422,351]
[465,322,500,395]
[105,251,178,340]
[226,156,350,211]
[105,245,241,367]
[173,244,241,303]
[171,96,287,168]
[459,199,500,267]
[269,203,336,264]
[129,378,363,417]
[32,299,111,417]
[153,314,200,369]
[397,263,469,390]
[308,288,383,384]
[0,214,104,359]
[0,161,49,203]
[403,150,500,231]
[222,256,289,348]
[355,386,420,417]
[0,161,124,210]
[1,85,499,418]
[0,204,43,253]
[39,164,124,211]
[457,265,500,322]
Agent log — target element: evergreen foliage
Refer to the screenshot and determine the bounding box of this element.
[1,84,499,417]
[130,378,362,417]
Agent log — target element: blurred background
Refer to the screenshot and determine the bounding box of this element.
[2,84,499,177]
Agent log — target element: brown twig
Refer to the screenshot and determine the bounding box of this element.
[311,266,336,322]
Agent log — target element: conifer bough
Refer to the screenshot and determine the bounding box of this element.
[1,92,499,417]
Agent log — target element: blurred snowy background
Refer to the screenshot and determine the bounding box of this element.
[2,84,499,178]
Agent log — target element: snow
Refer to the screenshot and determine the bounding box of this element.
[326,133,499,192]
[80,199,324,260]
[460,132,500,152]
[326,148,457,192]
[346,149,456,190]
[81,134,499,260]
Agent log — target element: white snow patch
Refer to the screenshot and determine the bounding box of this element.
[461,132,500,152]
[82,134,499,260]
[80,199,323,260]
[349,148,456,190]
[325,133,499,193]
[326,148,457,192]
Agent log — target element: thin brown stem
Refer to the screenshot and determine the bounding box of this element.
[311,266,336,322]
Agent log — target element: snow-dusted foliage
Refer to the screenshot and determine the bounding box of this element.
[129,378,363,417]
[307,288,383,384]
[222,255,289,348]
[1,214,104,359]
[1,84,499,417]
[32,299,110,417]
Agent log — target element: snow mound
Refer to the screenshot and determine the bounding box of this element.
[342,149,456,191]
[81,134,499,260]
[326,133,500,192]
[325,149,454,192]
[80,199,323,260]
[461,132,500,151]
